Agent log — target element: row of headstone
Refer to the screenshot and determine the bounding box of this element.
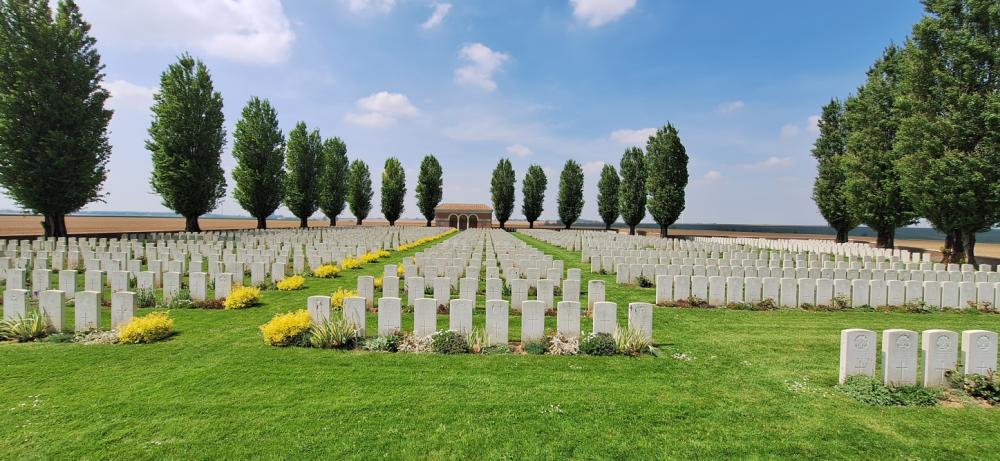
[614,262,999,285]
[2,288,136,332]
[306,295,654,343]
[839,328,998,387]
[654,274,1000,309]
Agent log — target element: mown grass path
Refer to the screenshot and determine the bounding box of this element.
[0,232,999,459]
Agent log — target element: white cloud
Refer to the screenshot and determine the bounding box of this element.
[344,91,418,127]
[421,3,452,29]
[807,115,821,134]
[78,0,295,65]
[582,160,606,175]
[610,127,656,146]
[717,100,745,114]
[703,170,723,181]
[570,0,637,27]
[780,124,801,139]
[344,0,396,14]
[505,144,532,158]
[454,43,510,91]
[104,80,157,113]
[747,156,793,170]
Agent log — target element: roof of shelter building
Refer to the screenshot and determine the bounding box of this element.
[434,203,493,212]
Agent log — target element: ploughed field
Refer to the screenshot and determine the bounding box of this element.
[2,233,1000,459]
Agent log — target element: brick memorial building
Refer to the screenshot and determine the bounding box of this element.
[433,203,493,230]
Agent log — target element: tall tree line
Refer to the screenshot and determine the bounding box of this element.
[812,0,1000,263]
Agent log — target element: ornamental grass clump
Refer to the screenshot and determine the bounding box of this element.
[312,265,340,279]
[117,312,174,344]
[331,288,356,310]
[260,310,312,346]
[614,326,652,356]
[0,312,52,342]
[308,316,360,349]
[224,286,262,310]
[276,275,306,291]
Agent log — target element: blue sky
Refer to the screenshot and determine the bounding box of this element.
[1,0,926,224]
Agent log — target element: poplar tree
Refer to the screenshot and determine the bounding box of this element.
[597,164,620,231]
[557,160,584,229]
[380,157,406,226]
[842,45,917,249]
[811,98,857,243]
[0,0,112,237]
[283,123,321,228]
[232,97,285,229]
[318,137,348,226]
[147,53,226,232]
[521,164,547,229]
[490,158,515,230]
[415,155,443,226]
[347,159,373,225]
[618,147,647,235]
[645,124,688,237]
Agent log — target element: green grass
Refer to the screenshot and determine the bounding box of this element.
[2,232,1000,459]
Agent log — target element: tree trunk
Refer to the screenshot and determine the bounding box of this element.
[298,216,308,228]
[356,217,363,225]
[388,220,396,226]
[628,225,636,235]
[946,230,965,264]
[835,228,848,243]
[185,215,201,232]
[965,231,977,267]
[426,219,432,227]
[529,221,534,229]
[330,216,337,227]
[499,221,506,231]
[875,229,894,249]
[564,222,572,230]
[256,216,267,229]
[605,223,611,231]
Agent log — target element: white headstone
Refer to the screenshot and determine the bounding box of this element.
[377,297,402,336]
[485,278,503,301]
[448,298,473,335]
[163,271,181,303]
[74,291,101,332]
[839,328,876,384]
[357,276,375,309]
[3,288,28,321]
[628,302,653,341]
[413,297,437,338]
[58,270,77,298]
[343,296,366,337]
[485,299,509,346]
[307,295,331,325]
[587,280,605,310]
[962,330,998,376]
[562,279,580,304]
[592,301,617,335]
[459,277,477,302]
[882,329,918,386]
[215,273,233,300]
[921,329,958,387]
[189,272,207,301]
[406,276,424,307]
[510,279,528,310]
[39,289,65,331]
[433,277,450,308]
[556,300,581,338]
[111,291,136,330]
[521,300,546,342]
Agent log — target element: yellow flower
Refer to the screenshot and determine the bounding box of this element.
[331,288,356,310]
[260,310,312,346]
[374,276,383,289]
[276,275,306,291]
[341,257,362,270]
[396,265,405,277]
[312,264,340,278]
[118,311,174,344]
[224,286,262,310]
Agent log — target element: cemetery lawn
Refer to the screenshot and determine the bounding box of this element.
[1,234,1000,459]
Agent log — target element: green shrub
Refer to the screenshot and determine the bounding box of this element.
[364,333,403,352]
[838,375,940,407]
[949,371,1000,405]
[43,332,75,343]
[0,312,52,342]
[135,289,157,308]
[431,330,469,354]
[164,289,194,309]
[523,340,548,355]
[636,275,653,288]
[481,344,511,355]
[580,332,617,356]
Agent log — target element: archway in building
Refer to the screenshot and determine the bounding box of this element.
[458,214,468,230]
[448,214,458,228]
[469,215,478,229]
